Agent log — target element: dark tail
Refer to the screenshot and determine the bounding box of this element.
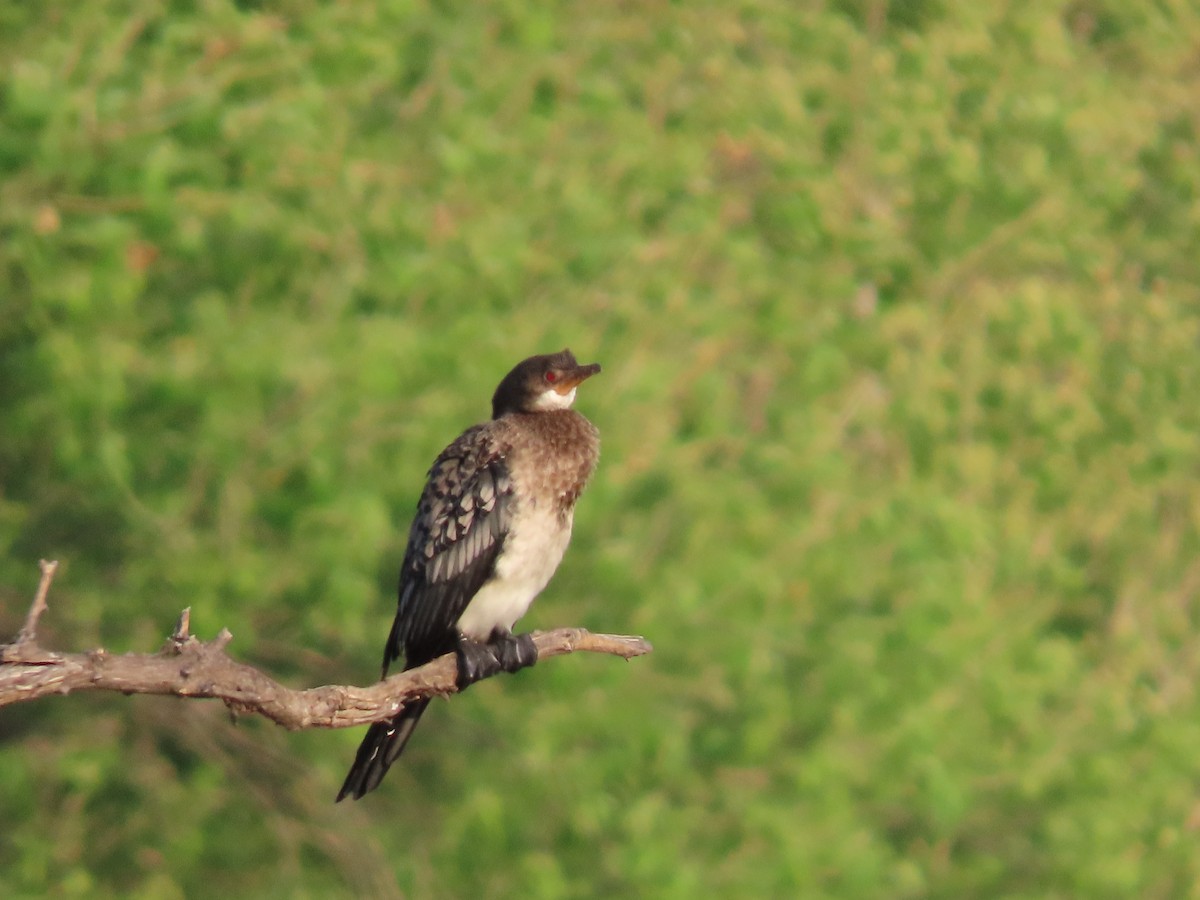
[336,698,431,802]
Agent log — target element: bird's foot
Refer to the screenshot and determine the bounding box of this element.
[490,629,538,674]
[455,637,501,691]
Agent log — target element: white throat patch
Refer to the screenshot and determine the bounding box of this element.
[531,386,576,410]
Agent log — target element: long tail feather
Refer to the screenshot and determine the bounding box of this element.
[336,699,431,801]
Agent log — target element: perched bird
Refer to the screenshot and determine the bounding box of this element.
[337,349,601,801]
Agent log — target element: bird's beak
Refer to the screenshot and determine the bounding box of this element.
[554,362,601,394]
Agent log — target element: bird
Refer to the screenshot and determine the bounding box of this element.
[336,349,602,801]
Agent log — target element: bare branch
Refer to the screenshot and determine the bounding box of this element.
[0,563,652,730]
[17,559,58,644]
[171,607,191,643]
[0,627,651,728]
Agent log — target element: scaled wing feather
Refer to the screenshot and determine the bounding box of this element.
[382,426,514,670]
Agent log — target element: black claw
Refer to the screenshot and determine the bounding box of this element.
[455,637,500,690]
[491,630,538,673]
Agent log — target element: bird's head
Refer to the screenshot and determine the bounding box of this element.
[491,349,602,418]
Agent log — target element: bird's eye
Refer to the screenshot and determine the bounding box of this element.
[545,370,558,383]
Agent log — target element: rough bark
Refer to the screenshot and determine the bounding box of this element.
[1,561,652,729]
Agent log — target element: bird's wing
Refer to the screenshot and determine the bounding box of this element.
[383,425,514,671]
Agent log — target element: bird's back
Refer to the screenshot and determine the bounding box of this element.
[383,422,514,673]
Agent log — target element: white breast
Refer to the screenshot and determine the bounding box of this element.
[455,506,573,641]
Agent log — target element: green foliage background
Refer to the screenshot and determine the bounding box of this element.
[3,1,1200,896]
